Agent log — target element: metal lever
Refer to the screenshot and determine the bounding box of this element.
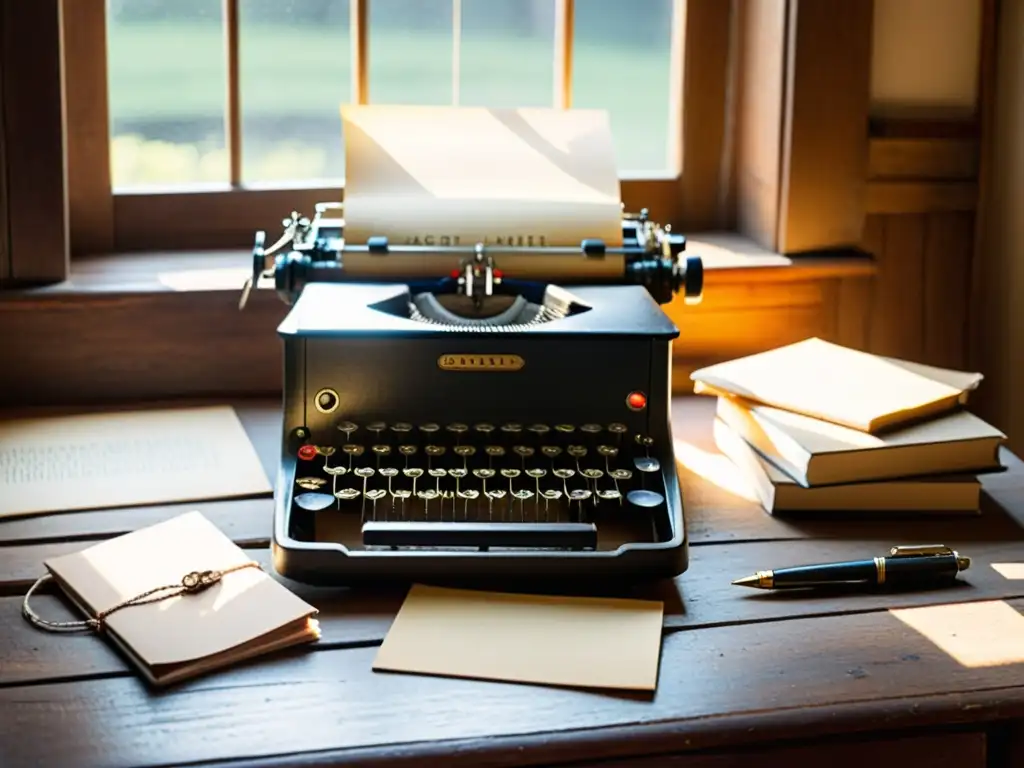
[458,244,500,309]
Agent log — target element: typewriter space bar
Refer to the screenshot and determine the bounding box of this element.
[362,522,597,549]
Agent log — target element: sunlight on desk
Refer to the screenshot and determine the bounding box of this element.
[890,600,1024,668]
[991,563,1024,579]
[673,438,759,502]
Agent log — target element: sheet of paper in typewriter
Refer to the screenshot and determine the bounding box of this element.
[341,105,624,252]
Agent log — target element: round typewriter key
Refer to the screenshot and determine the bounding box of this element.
[513,446,535,458]
[417,489,440,500]
[627,489,664,508]
[487,489,507,500]
[403,467,423,478]
[393,489,412,500]
[379,467,399,478]
[372,445,392,456]
[607,423,627,434]
[635,434,655,448]
[334,488,361,501]
[419,423,440,434]
[367,422,386,437]
[365,489,387,501]
[634,457,660,473]
[446,423,468,434]
[390,422,412,434]
[541,446,562,458]
[525,468,547,478]
[428,468,447,477]
[316,446,336,456]
[296,477,327,490]
[342,444,364,456]
[500,469,521,478]
[297,445,318,461]
[555,424,575,434]
[610,469,633,481]
[597,489,622,501]
[323,465,347,476]
[458,489,480,500]
[581,424,602,435]
[597,445,618,457]
[553,469,575,479]
[425,445,445,456]
[337,421,359,437]
[295,492,336,511]
[567,445,587,458]
[501,423,522,434]
[398,445,418,456]
[473,469,495,479]
[541,489,562,500]
[354,467,375,478]
[569,489,592,502]
[474,423,495,435]
[485,445,505,457]
[454,445,476,457]
[448,468,468,478]
[582,469,604,479]
[527,424,550,436]
[512,490,534,501]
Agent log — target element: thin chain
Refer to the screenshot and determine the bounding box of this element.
[21,561,263,633]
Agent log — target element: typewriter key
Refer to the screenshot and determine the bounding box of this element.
[334,487,361,505]
[367,422,386,435]
[295,492,335,512]
[485,445,505,457]
[553,468,575,479]
[296,477,327,491]
[323,465,347,476]
[607,423,627,444]
[372,445,392,457]
[541,446,562,459]
[610,468,633,481]
[473,468,495,479]
[597,489,623,501]
[403,467,423,497]
[390,422,412,435]
[446,423,469,435]
[297,445,318,461]
[474,423,495,435]
[336,421,358,439]
[454,445,476,459]
[627,489,664,508]
[555,424,575,435]
[581,424,602,436]
[379,467,399,498]
[419,423,440,435]
[634,457,660,473]
[527,424,550,437]
[567,445,587,458]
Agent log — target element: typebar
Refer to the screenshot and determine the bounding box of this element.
[362,521,597,550]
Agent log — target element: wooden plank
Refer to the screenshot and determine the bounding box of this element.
[0,0,68,283]
[621,732,986,768]
[10,534,1024,688]
[62,0,114,256]
[676,0,732,231]
[832,275,874,351]
[868,215,926,360]
[868,138,979,181]
[923,212,974,370]
[733,0,787,249]
[3,598,1023,767]
[865,182,979,215]
[776,0,873,253]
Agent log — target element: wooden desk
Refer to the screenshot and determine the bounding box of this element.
[4,397,1024,768]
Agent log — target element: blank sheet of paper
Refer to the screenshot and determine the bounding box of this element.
[0,406,272,518]
[373,584,664,691]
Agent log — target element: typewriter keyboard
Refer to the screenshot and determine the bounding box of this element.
[290,421,668,550]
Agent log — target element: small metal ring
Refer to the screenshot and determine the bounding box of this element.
[313,388,340,414]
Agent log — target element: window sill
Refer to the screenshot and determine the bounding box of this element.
[18,231,874,298]
[0,232,875,407]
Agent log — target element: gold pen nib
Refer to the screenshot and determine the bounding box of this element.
[732,574,763,588]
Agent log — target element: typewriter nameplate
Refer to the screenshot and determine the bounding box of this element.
[438,354,525,372]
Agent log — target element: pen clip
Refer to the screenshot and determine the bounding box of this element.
[889,544,954,558]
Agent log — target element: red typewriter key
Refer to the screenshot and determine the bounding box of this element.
[297,444,318,461]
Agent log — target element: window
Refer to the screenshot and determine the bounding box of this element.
[67,0,730,253]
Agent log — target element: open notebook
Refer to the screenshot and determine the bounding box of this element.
[42,511,320,686]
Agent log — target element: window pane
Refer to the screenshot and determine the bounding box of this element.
[458,0,554,108]
[572,0,675,173]
[240,0,350,184]
[107,0,227,188]
[369,0,452,105]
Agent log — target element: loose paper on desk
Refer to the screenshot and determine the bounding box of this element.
[341,105,624,255]
[0,406,272,518]
[373,584,664,691]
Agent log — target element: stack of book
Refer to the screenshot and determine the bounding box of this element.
[691,338,1007,515]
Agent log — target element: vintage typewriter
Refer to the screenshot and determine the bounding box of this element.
[240,201,704,587]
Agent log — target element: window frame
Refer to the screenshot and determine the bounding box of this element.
[65,0,732,254]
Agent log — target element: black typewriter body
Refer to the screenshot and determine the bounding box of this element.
[243,202,704,588]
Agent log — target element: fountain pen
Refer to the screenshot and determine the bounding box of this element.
[732,545,971,590]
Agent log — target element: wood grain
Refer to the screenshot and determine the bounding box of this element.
[868,138,979,181]
[3,599,1023,768]
[0,0,68,284]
